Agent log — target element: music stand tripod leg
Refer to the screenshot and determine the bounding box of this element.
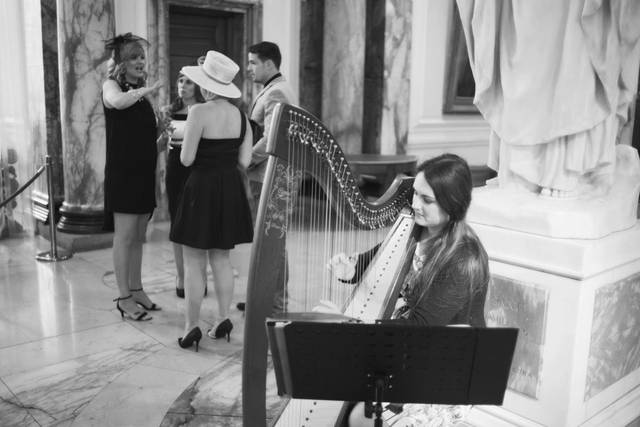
[368,373,391,427]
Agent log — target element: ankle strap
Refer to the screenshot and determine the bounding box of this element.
[130,288,143,292]
[113,295,132,302]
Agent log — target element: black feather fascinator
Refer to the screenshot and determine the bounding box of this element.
[104,33,149,62]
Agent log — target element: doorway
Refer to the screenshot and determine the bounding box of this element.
[169,5,244,101]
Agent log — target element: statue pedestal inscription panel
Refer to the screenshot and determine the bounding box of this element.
[465,218,640,427]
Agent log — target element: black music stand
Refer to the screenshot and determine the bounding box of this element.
[266,319,518,426]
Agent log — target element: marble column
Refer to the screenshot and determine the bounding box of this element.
[299,0,324,119]
[31,0,65,224]
[323,0,410,156]
[56,0,114,233]
[146,0,170,221]
[322,0,366,154]
[362,0,384,154]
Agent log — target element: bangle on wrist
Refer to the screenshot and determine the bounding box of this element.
[129,88,140,100]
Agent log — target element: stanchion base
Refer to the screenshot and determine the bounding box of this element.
[36,251,72,262]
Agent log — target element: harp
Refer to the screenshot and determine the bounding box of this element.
[242,104,416,427]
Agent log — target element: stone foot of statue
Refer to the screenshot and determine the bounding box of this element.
[539,187,578,199]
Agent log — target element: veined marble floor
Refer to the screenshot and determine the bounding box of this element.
[0,221,283,427]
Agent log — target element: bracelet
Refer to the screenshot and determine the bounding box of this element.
[130,88,143,102]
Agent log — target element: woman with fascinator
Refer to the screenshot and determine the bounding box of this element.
[170,51,253,351]
[102,33,163,321]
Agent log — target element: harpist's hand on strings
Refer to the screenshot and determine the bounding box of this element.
[312,299,342,315]
[327,253,357,281]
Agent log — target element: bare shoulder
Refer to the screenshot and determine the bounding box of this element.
[187,102,210,118]
[103,79,121,92]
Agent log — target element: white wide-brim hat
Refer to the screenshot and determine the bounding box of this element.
[181,50,241,99]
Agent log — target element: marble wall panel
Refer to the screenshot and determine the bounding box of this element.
[485,275,549,399]
[381,0,411,155]
[322,0,366,154]
[57,0,114,208]
[586,272,640,400]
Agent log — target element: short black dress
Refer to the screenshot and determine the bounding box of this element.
[165,112,189,222]
[103,80,157,231]
[170,108,253,249]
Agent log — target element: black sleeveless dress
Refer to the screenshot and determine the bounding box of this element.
[165,112,189,222]
[103,80,157,230]
[169,109,253,249]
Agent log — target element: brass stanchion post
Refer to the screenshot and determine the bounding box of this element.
[36,156,71,262]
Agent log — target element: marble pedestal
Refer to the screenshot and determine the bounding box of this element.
[465,221,640,427]
[37,221,113,253]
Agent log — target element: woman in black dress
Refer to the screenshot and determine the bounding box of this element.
[103,34,162,321]
[160,70,205,298]
[170,51,253,351]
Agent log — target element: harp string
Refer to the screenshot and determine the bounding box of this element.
[281,110,392,316]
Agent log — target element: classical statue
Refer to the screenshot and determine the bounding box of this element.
[457,0,640,199]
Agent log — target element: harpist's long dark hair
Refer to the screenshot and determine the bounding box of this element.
[410,154,489,310]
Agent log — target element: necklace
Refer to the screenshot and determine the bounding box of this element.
[121,80,145,102]
[412,245,426,270]
[122,80,139,90]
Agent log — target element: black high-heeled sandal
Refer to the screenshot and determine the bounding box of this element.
[176,287,185,298]
[207,319,233,342]
[175,276,184,298]
[178,326,202,352]
[131,288,161,311]
[113,295,151,321]
[175,284,207,299]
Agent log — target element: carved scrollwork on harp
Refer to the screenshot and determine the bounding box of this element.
[283,109,412,229]
[264,164,303,238]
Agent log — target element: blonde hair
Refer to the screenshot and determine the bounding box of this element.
[199,87,229,101]
[106,41,147,86]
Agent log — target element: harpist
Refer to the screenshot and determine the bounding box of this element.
[318,153,490,426]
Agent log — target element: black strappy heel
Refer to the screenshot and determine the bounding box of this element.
[130,288,161,311]
[178,327,202,352]
[175,284,207,299]
[207,319,233,342]
[113,295,151,321]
